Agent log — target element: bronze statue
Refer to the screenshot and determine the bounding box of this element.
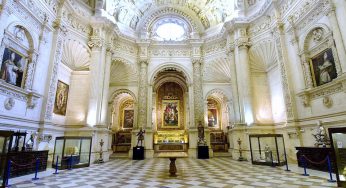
[136,128,145,147]
[197,121,206,145]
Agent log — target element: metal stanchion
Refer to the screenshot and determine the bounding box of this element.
[53,156,59,175]
[326,155,336,182]
[32,158,40,180]
[301,156,310,176]
[68,155,73,170]
[5,160,12,187]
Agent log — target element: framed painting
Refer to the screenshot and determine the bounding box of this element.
[123,109,134,129]
[162,100,180,128]
[310,48,337,87]
[207,108,218,127]
[0,48,27,87]
[53,80,69,116]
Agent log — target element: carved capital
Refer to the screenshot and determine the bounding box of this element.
[140,60,148,67]
[235,38,251,49]
[88,37,103,49]
[52,19,67,35]
[192,58,202,65]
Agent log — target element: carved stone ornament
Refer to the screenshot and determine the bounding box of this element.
[312,28,324,42]
[4,98,15,110]
[322,96,333,108]
[298,75,346,108]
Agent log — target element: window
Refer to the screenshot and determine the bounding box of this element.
[152,17,188,41]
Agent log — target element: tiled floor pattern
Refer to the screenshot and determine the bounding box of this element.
[12,158,337,188]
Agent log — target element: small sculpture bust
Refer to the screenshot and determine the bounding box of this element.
[136,128,145,147]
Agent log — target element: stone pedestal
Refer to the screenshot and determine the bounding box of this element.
[197,146,209,159]
[133,146,145,160]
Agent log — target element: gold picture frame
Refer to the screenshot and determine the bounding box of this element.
[122,109,134,129]
[53,80,69,116]
[162,100,180,128]
[309,48,337,87]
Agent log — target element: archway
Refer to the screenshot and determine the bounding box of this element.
[151,67,189,155]
[110,90,136,153]
[205,89,231,153]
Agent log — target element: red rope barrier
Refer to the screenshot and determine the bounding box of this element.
[301,155,328,165]
[10,158,37,167]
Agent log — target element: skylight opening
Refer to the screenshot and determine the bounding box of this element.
[156,22,185,41]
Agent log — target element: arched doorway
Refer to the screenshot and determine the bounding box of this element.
[205,89,231,153]
[110,90,136,153]
[152,68,189,155]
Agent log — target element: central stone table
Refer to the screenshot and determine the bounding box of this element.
[158,152,188,177]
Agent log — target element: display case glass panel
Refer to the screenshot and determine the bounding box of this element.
[329,128,346,187]
[249,134,287,166]
[52,137,92,169]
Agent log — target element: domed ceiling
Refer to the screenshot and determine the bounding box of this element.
[104,0,243,30]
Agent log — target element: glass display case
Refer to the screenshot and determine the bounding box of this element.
[52,137,92,169]
[329,127,346,187]
[249,134,287,166]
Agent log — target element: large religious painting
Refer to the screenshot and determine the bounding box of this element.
[53,80,69,116]
[123,109,134,129]
[162,100,180,128]
[207,109,218,127]
[310,48,337,87]
[0,48,27,87]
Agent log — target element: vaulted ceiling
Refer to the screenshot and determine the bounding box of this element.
[105,0,238,30]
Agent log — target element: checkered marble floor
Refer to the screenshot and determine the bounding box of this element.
[12,157,338,188]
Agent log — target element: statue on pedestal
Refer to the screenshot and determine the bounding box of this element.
[312,121,330,147]
[264,144,272,162]
[136,128,145,147]
[197,121,206,146]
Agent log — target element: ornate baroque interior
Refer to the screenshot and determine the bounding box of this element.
[1,0,346,164]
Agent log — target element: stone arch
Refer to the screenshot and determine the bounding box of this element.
[109,89,137,103]
[205,88,232,131]
[5,22,36,50]
[109,89,137,131]
[0,22,38,89]
[300,23,331,51]
[136,7,204,34]
[149,63,192,86]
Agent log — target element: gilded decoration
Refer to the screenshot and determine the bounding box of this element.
[162,100,180,128]
[53,80,69,116]
[119,99,134,129]
[207,98,221,129]
[157,82,184,130]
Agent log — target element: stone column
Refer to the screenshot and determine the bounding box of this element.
[86,26,106,127]
[99,46,113,127]
[287,20,309,90]
[137,60,148,128]
[41,0,66,123]
[327,7,346,73]
[234,28,254,125]
[228,49,242,124]
[192,59,204,126]
[272,22,298,122]
[145,84,154,158]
